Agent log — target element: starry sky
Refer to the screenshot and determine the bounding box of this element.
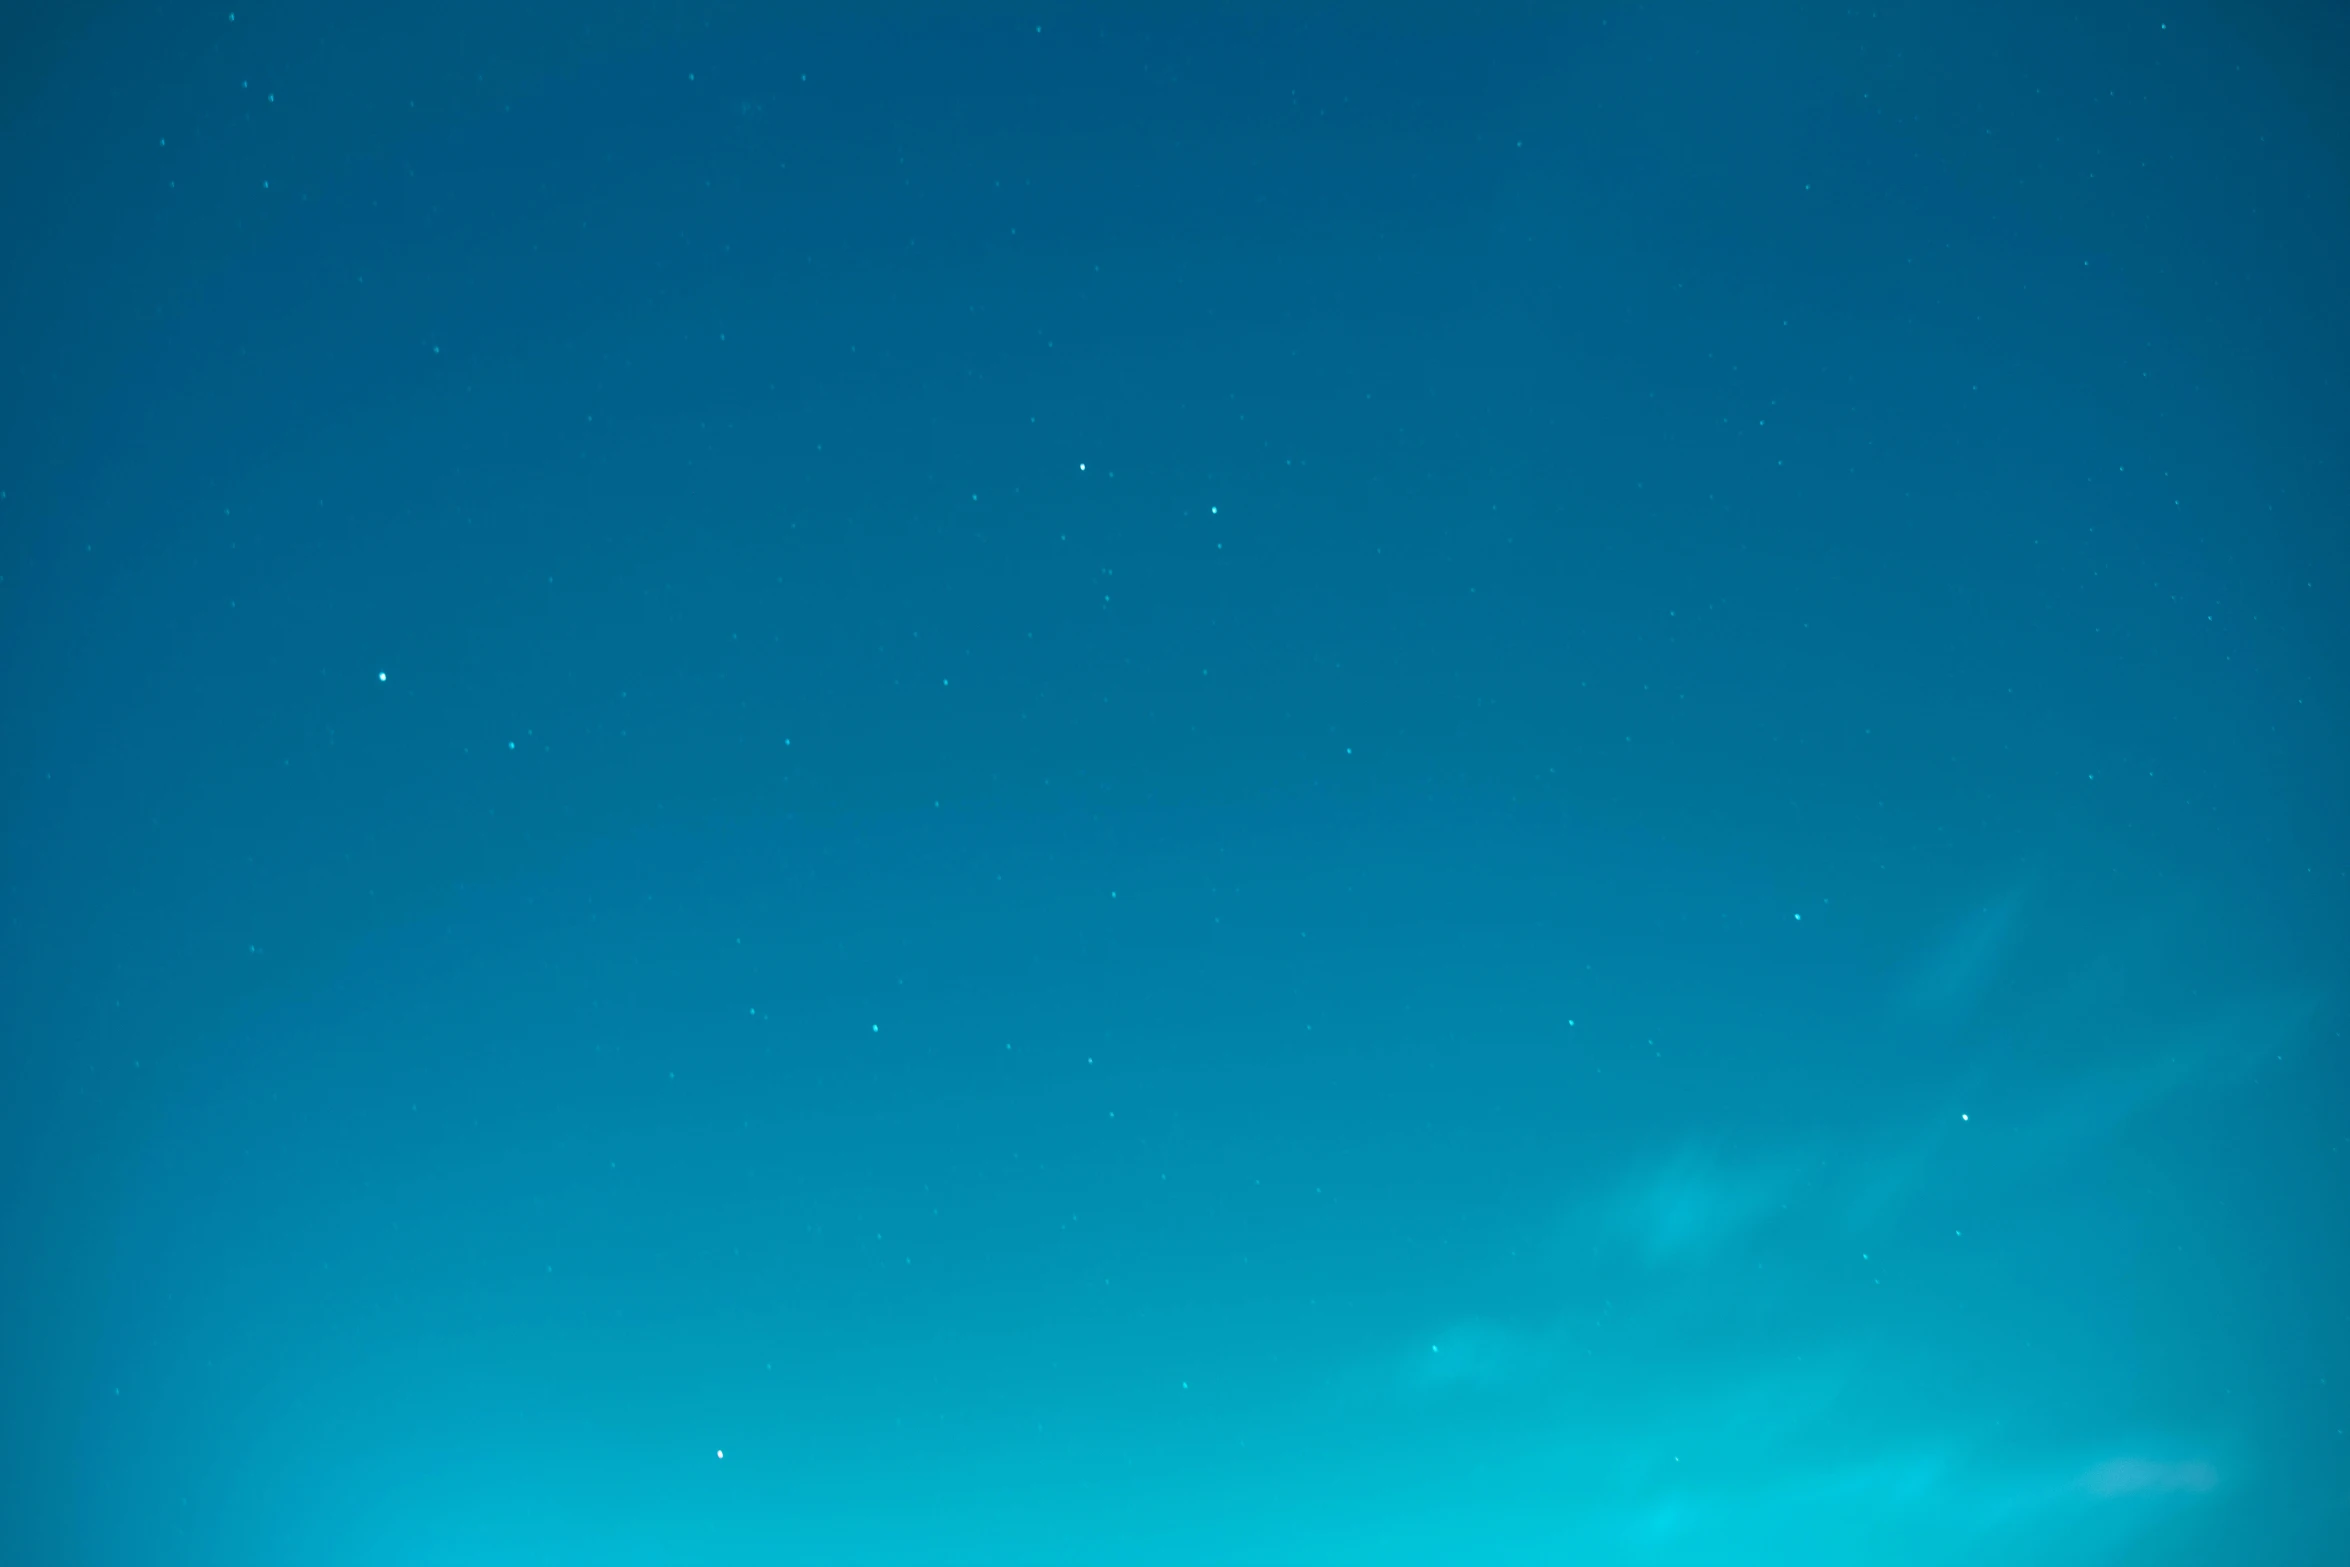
[1,2,2345,1562]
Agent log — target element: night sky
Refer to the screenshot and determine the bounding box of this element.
[2,3,2344,1562]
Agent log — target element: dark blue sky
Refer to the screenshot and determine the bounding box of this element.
[3,4,2344,1562]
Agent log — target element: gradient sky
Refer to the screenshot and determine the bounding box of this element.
[2,3,2345,1563]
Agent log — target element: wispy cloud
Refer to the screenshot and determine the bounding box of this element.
[1397,1318,1557,1395]
[1334,892,2295,1559]
[1898,887,2029,1023]
[1595,1144,1801,1266]
[2078,1457,2219,1497]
